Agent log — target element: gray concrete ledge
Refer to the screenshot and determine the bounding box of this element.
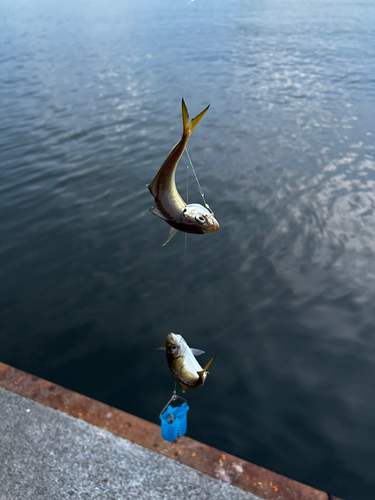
[0,386,260,500]
[0,362,342,500]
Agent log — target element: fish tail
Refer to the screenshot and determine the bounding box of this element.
[197,356,215,377]
[182,98,210,138]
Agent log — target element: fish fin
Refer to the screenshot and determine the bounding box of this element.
[182,98,210,138]
[178,380,187,393]
[147,177,157,198]
[162,227,179,246]
[191,349,205,356]
[197,356,215,377]
[182,99,190,135]
[149,205,168,221]
[156,347,166,351]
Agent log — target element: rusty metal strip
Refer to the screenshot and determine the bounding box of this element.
[0,362,339,500]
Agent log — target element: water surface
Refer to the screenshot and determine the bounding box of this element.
[1,1,375,499]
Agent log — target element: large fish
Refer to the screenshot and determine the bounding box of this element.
[148,99,220,245]
[165,332,215,392]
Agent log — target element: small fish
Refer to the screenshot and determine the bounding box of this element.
[165,332,215,392]
[148,99,220,246]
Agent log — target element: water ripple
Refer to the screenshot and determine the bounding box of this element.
[1,0,375,499]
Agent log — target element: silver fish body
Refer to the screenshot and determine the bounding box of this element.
[148,99,220,245]
[165,332,215,393]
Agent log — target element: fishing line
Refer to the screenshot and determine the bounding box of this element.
[180,162,189,335]
[180,233,188,335]
[185,146,211,210]
[180,147,209,334]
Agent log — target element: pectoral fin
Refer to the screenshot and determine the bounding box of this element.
[191,349,205,356]
[197,356,215,377]
[162,227,179,246]
[149,205,168,221]
[178,380,187,393]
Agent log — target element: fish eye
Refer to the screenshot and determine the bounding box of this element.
[196,215,205,223]
[171,345,177,351]
[183,208,187,213]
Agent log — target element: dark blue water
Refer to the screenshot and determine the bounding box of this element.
[1,0,375,498]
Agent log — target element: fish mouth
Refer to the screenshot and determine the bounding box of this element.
[206,216,220,233]
[167,332,181,343]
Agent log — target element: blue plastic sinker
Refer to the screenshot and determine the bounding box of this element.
[160,402,189,442]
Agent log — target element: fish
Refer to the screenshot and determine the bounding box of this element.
[165,332,215,392]
[148,99,220,246]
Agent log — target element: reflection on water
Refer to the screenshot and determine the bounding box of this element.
[1,0,375,498]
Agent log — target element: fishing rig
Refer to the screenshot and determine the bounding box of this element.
[160,385,189,442]
[159,146,210,442]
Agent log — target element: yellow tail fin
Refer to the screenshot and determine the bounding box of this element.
[197,356,215,377]
[182,98,210,138]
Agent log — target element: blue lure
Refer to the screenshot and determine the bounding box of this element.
[160,402,189,442]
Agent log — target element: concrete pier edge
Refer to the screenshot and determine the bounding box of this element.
[0,361,342,500]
